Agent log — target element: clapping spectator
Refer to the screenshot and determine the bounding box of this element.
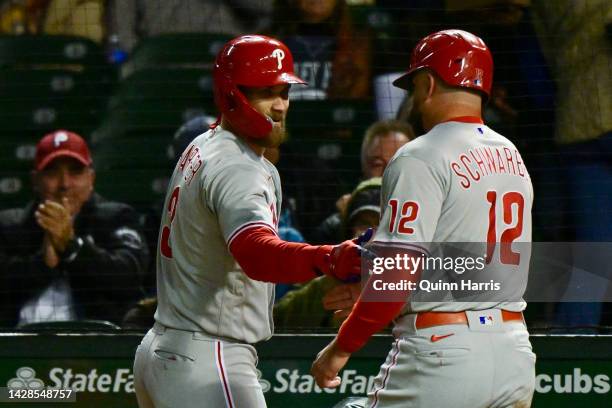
[0,130,149,327]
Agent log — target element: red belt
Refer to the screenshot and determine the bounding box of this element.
[415,310,523,329]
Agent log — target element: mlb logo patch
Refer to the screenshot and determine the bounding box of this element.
[479,315,493,326]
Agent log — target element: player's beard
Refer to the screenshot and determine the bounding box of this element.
[252,118,287,148]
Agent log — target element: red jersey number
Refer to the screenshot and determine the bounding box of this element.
[388,199,419,235]
[160,186,180,258]
[486,191,525,265]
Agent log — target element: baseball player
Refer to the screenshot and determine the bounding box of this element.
[312,30,536,407]
[132,35,366,408]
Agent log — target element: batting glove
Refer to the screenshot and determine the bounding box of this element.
[315,228,373,282]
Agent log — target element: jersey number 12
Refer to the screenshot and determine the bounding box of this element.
[486,191,524,265]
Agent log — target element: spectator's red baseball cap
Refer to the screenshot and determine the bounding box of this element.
[35,130,92,171]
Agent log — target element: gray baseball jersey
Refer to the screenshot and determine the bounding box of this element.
[154,126,281,344]
[366,119,536,408]
[373,119,533,313]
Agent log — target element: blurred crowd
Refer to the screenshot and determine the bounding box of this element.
[0,0,610,332]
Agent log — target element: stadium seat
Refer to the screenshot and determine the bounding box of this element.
[108,68,214,109]
[0,171,31,210]
[286,99,375,188]
[0,35,106,68]
[0,99,99,136]
[92,132,174,171]
[91,99,213,143]
[0,69,109,135]
[92,127,175,211]
[0,133,38,171]
[122,33,232,76]
[0,68,106,101]
[95,168,170,212]
[288,99,374,134]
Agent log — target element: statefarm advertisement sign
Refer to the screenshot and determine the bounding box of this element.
[7,366,135,393]
[1,363,609,407]
[259,367,610,396]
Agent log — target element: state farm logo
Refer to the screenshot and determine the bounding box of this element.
[259,378,271,393]
[7,367,45,389]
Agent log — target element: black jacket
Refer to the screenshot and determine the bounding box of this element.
[0,193,149,327]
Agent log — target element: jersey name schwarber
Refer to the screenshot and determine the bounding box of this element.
[451,145,529,189]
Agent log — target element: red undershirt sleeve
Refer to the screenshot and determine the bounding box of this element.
[229,226,332,284]
[336,294,406,353]
[336,250,423,353]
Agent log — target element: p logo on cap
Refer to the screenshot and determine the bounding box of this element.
[35,129,92,171]
[53,131,69,147]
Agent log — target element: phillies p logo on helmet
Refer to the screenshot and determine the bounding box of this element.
[271,49,285,69]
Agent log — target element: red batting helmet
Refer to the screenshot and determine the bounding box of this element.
[393,29,493,99]
[212,35,306,139]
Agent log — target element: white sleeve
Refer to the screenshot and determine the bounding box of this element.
[205,162,276,245]
[374,155,446,246]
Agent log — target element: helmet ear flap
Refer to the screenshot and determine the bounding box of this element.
[213,68,272,138]
[228,87,274,138]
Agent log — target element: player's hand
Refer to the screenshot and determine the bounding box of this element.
[35,198,74,253]
[323,282,361,323]
[311,338,351,388]
[332,308,352,322]
[326,240,361,281]
[323,282,361,312]
[326,228,373,282]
